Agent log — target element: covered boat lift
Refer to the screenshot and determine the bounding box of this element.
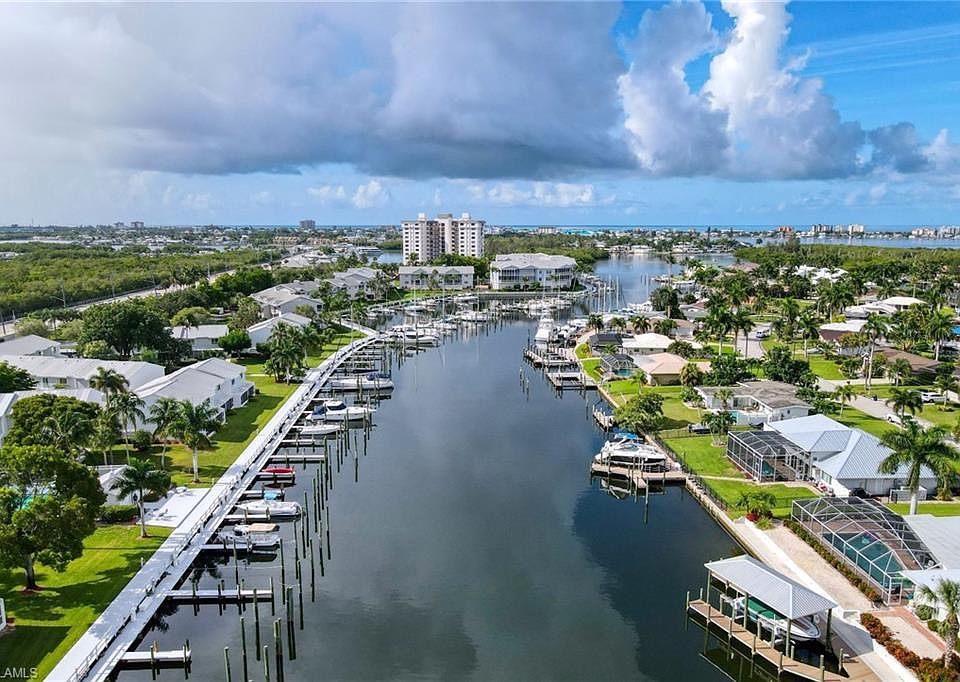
[687,555,852,681]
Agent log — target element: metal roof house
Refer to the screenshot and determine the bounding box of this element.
[0,334,62,357]
[726,414,936,496]
[168,324,230,355]
[135,358,255,424]
[246,312,313,348]
[0,355,164,391]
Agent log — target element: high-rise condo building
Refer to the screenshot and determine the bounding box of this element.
[401,212,484,263]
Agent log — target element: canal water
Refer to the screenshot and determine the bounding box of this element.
[118,256,758,682]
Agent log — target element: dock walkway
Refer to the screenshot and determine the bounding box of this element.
[589,462,686,490]
[687,600,875,682]
[50,330,379,682]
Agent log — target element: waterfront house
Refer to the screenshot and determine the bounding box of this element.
[818,319,867,344]
[327,267,380,299]
[694,381,811,426]
[727,413,936,496]
[398,265,474,290]
[0,355,164,391]
[0,334,62,357]
[168,324,230,355]
[586,332,624,352]
[489,253,576,290]
[633,353,709,386]
[844,295,926,319]
[875,349,940,380]
[251,286,321,318]
[135,357,255,424]
[622,332,673,355]
[246,312,313,348]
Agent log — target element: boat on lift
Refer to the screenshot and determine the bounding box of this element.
[219,522,281,550]
[593,434,667,469]
[534,315,555,344]
[731,596,821,642]
[299,423,342,438]
[327,372,394,391]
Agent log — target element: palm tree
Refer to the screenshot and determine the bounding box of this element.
[928,309,956,361]
[880,419,956,515]
[610,317,627,334]
[149,397,181,468]
[41,409,94,459]
[679,362,704,387]
[917,578,960,666]
[834,384,855,416]
[111,458,171,538]
[704,306,732,355]
[587,314,604,334]
[797,310,821,359]
[888,358,913,387]
[90,367,129,396]
[632,368,648,395]
[730,308,754,357]
[704,410,735,446]
[886,387,922,418]
[935,372,959,409]
[91,412,120,466]
[714,387,735,411]
[781,297,801,326]
[629,315,650,334]
[108,391,146,456]
[173,400,221,483]
[653,317,677,337]
[863,314,888,389]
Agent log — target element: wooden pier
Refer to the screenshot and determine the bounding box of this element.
[592,407,615,429]
[268,452,327,463]
[118,647,191,670]
[524,348,576,368]
[254,470,295,483]
[589,462,687,490]
[686,600,870,682]
[166,587,273,604]
[546,371,596,390]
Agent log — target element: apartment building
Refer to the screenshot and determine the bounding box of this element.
[402,212,484,263]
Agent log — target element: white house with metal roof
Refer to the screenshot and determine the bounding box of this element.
[251,285,321,318]
[168,324,230,355]
[0,334,62,357]
[398,266,474,290]
[326,267,381,299]
[489,253,576,290]
[135,358,255,424]
[768,414,937,496]
[246,312,313,347]
[0,355,164,391]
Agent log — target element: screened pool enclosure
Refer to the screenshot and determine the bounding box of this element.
[792,497,939,604]
[726,430,809,483]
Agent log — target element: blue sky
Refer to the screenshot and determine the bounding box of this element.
[0,1,958,227]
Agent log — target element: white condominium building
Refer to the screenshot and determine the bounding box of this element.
[402,212,484,263]
[489,253,577,290]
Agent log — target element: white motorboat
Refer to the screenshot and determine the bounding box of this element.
[310,399,375,422]
[459,310,489,323]
[593,435,667,468]
[299,423,342,437]
[327,372,394,391]
[534,315,555,344]
[732,596,821,642]
[224,522,281,549]
[236,499,303,518]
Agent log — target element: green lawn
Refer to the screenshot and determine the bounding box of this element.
[834,406,895,437]
[575,343,592,360]
[582,358,602,383]
[703,479,818,519]
[662,435,744,478]
[807,356,844,380]
[601,383,701,428]
[105,332,361,486]
[886,502,960,517]
[917,402,960,429]
[0,524,171,679]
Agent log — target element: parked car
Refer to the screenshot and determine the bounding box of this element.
[885,413,902,424]
[920,391,942,403]
[754,329,770,339]
[687,423,710,434]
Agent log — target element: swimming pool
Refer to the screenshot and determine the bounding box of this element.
[827,531,904,586]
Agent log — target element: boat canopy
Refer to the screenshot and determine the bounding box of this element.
[705,555,837,619]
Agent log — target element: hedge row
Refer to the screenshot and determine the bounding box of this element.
[785,520,882,603]
[860,613,959,681]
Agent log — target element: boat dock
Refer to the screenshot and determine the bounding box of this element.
[589,462,687,490]
[592,406,615,429]
[166,587,273,604]
[118,646,191,670]
[686,600,869,682]
[524,347,576,368]
[546,371,596,390]
[268,452,327,463]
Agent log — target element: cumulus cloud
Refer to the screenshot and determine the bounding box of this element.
[618,1,728,175]
[470,182,605,208]
[351,180,387,209]
[621,0,865,180]
[307,184,348,203]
